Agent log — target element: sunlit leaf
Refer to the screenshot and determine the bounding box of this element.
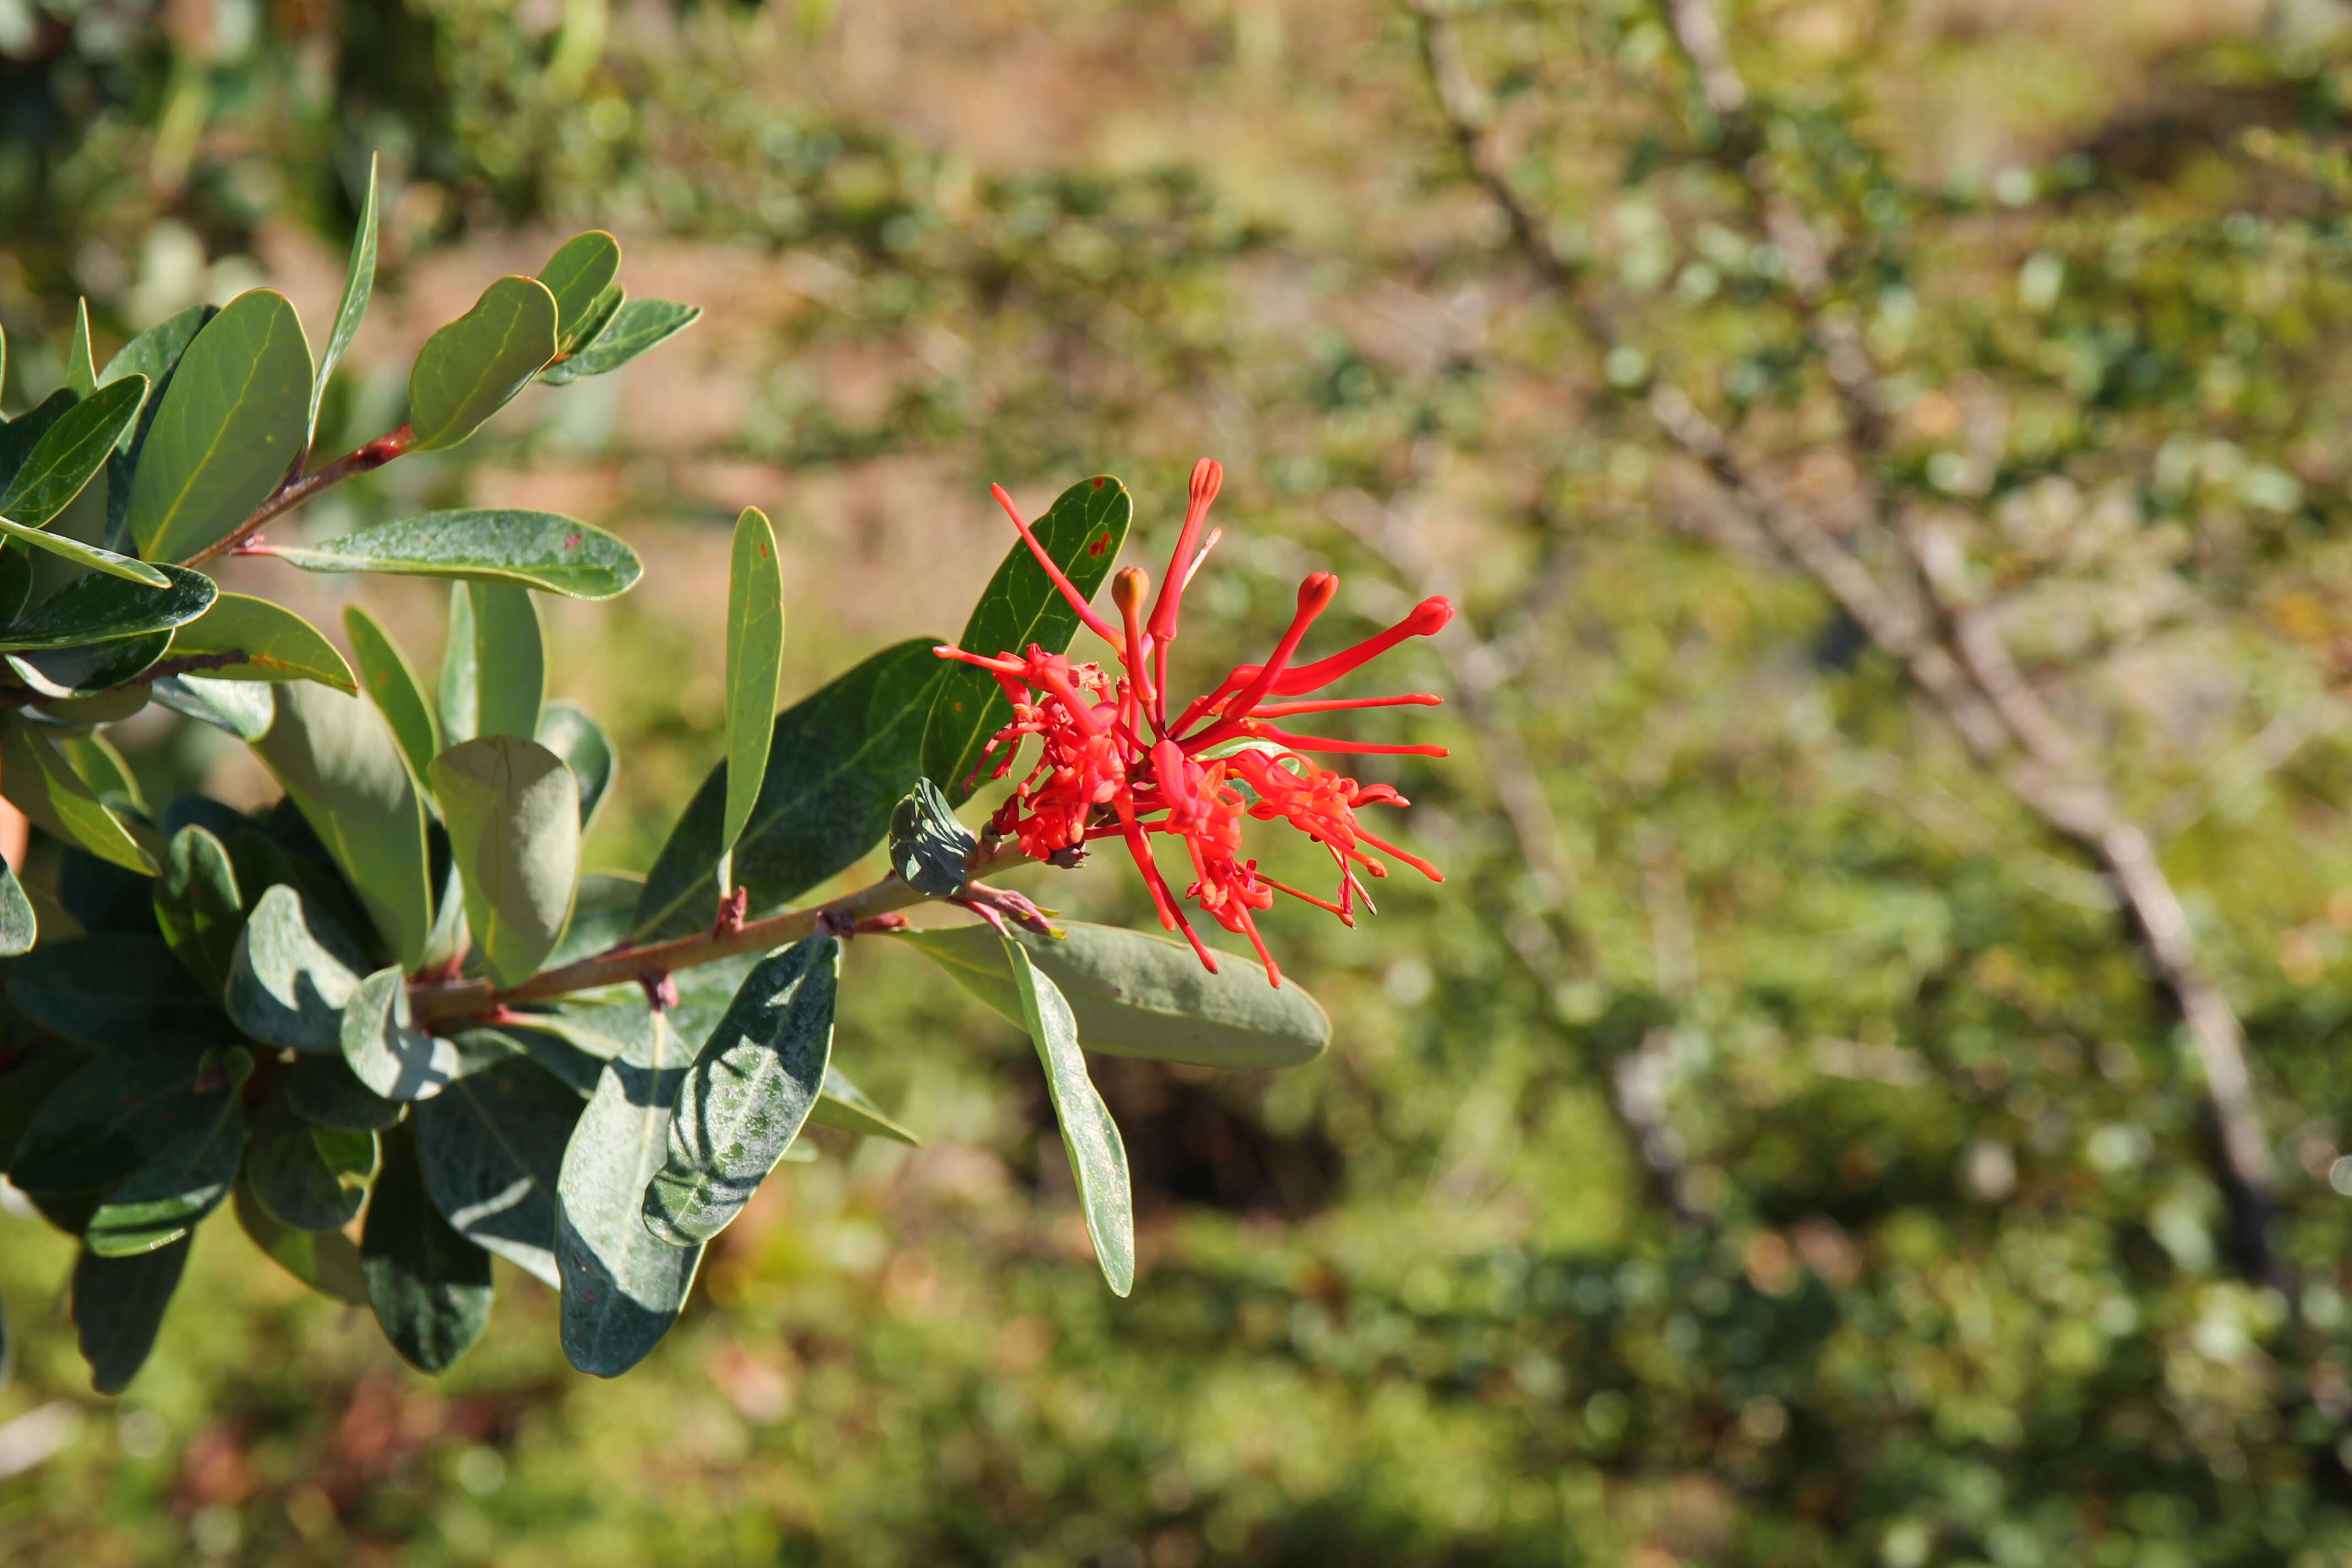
[537,298,699,385]
[312,154,379,441]
[265,509,641,600]
[363,1126,493,1373]
[720,506,785,891]
[126,289,312,563]
[1001,936,1134,1296]
[406,275,559,451]
[431,734,579,988]
[169,593,356,692]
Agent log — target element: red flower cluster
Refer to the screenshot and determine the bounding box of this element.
[938,460,1450,986]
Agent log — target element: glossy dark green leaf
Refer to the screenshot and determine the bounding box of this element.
[267,510,642,601]
[889,777,976,896]
[642,936,839,1248]
[58,734,147,817]
[342,967,461,1102]
[0,542,32,622]
[431,734,579,988]
[73,1233,190,1393]
[634,638,945,939]
[416,1057,584,1288]
[548,284,624,365]
[538,700,614,831]
[85,1092,246,1256]
[97,303,213,449]
[0,859,34,956]
[235,1182,367,1303]
[284,1053,405,1132]
[8,936,220,1053]
[537,298,700,386]
[9,1048,221,1195]
[151,674,274,739]
[251,680,434,970]
[224,883,368,1052]
[537,231,622,346]
[899,919,1330,1069]
[0,1038,94,1174]
[168,593,356,692]
[0,562,215,651]
[808,1065,922,1146]
[312,154,379,440]
[154,825,242,989]
[0,722,154,872]
[924,475,1132,803]
[1002,937,1134,1296]
[126,289,312,563]
[344,604,439,785]
[0,391,73,500]
[720,506,786,890]
[8,629,171,700]
[246,1096,375,1232]
[363,1126,494,1373]
[0,375,146,528]
[0,510,169,589]
[557,998,705,1376]
[406,276,559,451]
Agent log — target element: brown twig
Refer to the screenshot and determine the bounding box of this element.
[180,424,413,568]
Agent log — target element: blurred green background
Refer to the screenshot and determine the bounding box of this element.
[13,0,2352,1562]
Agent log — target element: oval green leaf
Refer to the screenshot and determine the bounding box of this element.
[265,509,642,601]
[344,604,439,785]
[416,1056,584,1288]
[406,276,559,451]
[537,231,622,346]
[363,1125,493,1374]
[235,1182,368,1304]
[1002,936,1134,1297]
[127,289,312,563]
[224,883,369,1053]
[641,935,838,1249]
[429,734,580,989]
[0,861,34,957]
[342,966,461,1103]
[250,681,434,971]
[73,1234,190,1393]
[0,375,146,528]
[246,1096,375,1232]
[8,937,220,1053]
[808,1065,921,1147]
[169,592,356,692]
[537,298,700,386]
[0,563,215,652]
[470,582,543,741]
[85,1094,246,1257]
[0,514,168,587]
[0,722,155,873]
[897,919,1330,1070]
[538,700,614,831]
[720,506,785,888]
[154,825,242,991]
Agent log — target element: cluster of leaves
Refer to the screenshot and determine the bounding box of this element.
[0,176,1338,1393]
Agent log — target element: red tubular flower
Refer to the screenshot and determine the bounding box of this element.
[938,460,1450,985]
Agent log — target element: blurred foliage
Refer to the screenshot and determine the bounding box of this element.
[17,0,2352,1565]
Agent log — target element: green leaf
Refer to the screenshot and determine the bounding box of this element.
[151,673,273,739]
[720,507,786,891]
[97,303,213,446]
[8,936,221,1054]
[438,580,477,745]
[1001,937,1134,1296]
[126,289,312,563]
[0,861,34,956]
[283,1054,405,1132]
[9,1048,221,1195]
[556,999,705,1376]
[168,592,356,691]
[471,582,545,740]
[547,285,624,368]
[0,375,146,528]
[235,1182,367,1303]
[416,1057,584,1288]
[634,638,945,939]
[312,154,379,441]
[538,299,700,386]
[0,562,215,651]
[808,1066,922,1146]
[73,1234,190,1393]
[924,475,1133,803]
[154,825,242,990]
[0,514,170,586]
[0,543,32,622]
[266,509,643,600]
[898,920,1330,1070]
[246,1095,375,1232]
[224,883,369,1052]
[250,680,434,971]
[538,700,614,831]
[431,735,580,988]
[363,1125,494,1374]
[85,1092,246,1256]
[537,231,623,347]
[342,966,461,1102]
[406,276,559,451]
[641,935,839,1248]
[0,722,153,872]
[9,631,170,704]
[0,392,73,498]
[66,298,96,397]
[343,605,439,786]
[888,777,976,896]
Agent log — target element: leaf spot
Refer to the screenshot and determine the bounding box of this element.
[563,532,583,549]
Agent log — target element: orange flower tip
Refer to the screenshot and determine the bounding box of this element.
[1409,597,1454,635]
[1111,567,1150,615]
[1189,458,1223,506]
[1298,572,1340,613]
